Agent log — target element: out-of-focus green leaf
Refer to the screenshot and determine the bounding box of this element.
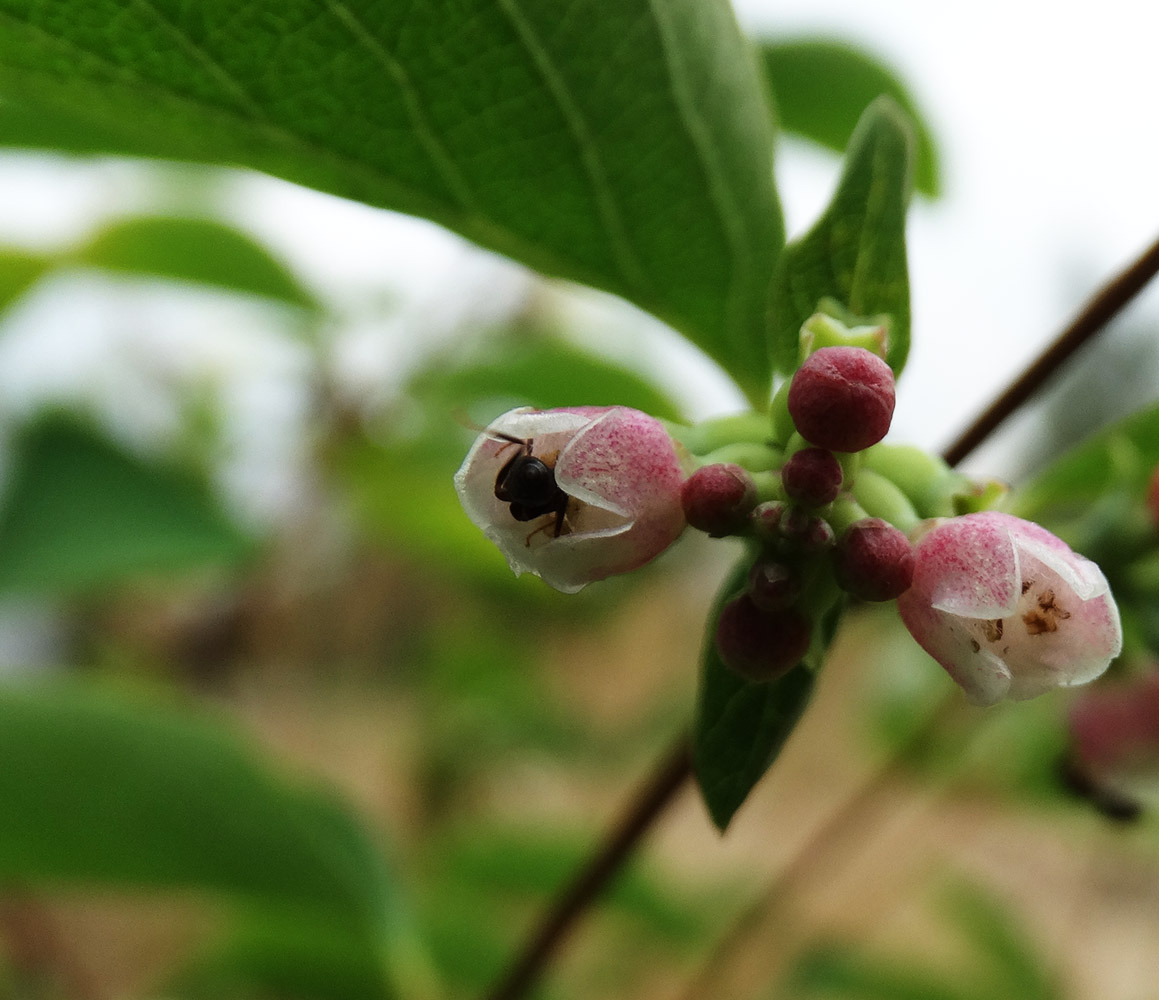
[411,331,685,424]
[434,826,715,943]
[0,416,253,594]
[332,433,530,592]
[781,944,977,1000]
[0,247,47,314]
[0,0,784,402]
[768,98,913,376]
[941,881,1059,1000]
[1010,403,1159,524]
[760,38,940,197]
[174,915,397,1000]
[0,684,395,928]
[693,561,817,831]
[73,215,318,310]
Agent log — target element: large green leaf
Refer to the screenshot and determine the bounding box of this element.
[693,561,817,831]
[0,416,252,594]
[73,215,319,310]
[0,0,784,400]
[760,38,940,197]
[0,684,394,928]
[767,97,913,376]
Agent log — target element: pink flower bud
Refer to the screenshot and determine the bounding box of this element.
[716,594,812,682]
[1065,672,1159,818]
[787,346,895,453]
[833,517,914,602]
[454,407,687,592]
[681,463,758,537]
[1148,468,1159,529]
[897,512,1122,706]
[781,447,844,507]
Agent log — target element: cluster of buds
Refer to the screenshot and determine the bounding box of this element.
[682,347,914,681]
[454,334,1122,707]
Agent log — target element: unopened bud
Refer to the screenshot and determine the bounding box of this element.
[748,560,801,612]
[716,594,812,682]
[780,508,837,552]
[833,517,914,601]
[751,501,785,542]
[788,347,895,453]
[782,447,844,507]
[682,463,758,537]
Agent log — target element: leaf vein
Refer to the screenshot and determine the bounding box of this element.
[642,0,746,339]
[493,0,649,292]
[319,0,478,212]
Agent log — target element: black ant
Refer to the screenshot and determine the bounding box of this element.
[490,431,571,540]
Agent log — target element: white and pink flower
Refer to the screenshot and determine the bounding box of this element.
[454,406,688,592]
[897,511,1122,705]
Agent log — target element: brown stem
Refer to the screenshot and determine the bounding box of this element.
[483,736,693,1000]
[482,235,1159,1000]
[680,694,958,1000]
[942,233,1159,467]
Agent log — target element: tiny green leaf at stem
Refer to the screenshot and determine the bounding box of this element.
[767,97,914,377]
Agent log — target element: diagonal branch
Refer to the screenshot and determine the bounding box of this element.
[942,232,1159,467]
[483,736,693,1000]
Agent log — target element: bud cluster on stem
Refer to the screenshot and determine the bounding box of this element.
[454,325,1122,709]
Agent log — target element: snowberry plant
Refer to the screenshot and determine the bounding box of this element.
[3,1,1159,997]
[456,301,1124,825]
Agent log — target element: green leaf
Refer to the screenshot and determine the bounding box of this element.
[410,330,685,424]
[73,215,319,310]
[782,944,978,1000]
[760,38,940,197]
[1010,402,1159,523]
[0,246,48,314]
[768,97,913,376]
[0,0,784,401]
[941,881,1059,1000]
[0,683,395,928]
[0,415,253,594]
[693,562,816,831]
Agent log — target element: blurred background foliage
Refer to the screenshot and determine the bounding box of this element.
[0,16,1155,1000]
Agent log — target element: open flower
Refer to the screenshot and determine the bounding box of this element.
[897,511,1121,705]
[454,406,688,592]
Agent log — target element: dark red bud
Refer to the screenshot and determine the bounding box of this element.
[788,347,896,453]
[781,447,844,507]
[780,508,836,552]
[833,517,914,601]
[748,560,801,612]
[715,594,812,682]
[751,501,785,542]
[682,463,758,537]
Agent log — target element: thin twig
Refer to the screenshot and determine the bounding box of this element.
[942,233,1159,467]
[681,693,958,1000]
[483,736,693,1000]
[482,235,1159,1000]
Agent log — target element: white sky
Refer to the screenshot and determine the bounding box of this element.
[0,0,1156,496]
